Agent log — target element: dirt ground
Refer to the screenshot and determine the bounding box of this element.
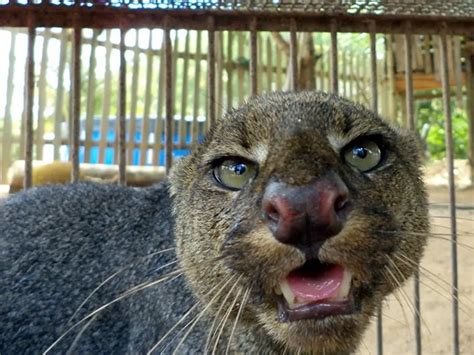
[1,160,472,354]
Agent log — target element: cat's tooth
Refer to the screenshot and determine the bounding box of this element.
[336,269,352,300]
[279,279,296,306]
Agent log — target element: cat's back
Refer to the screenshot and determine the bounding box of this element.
[0,182,198,354]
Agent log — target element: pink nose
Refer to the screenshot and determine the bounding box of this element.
[262,176,350,248]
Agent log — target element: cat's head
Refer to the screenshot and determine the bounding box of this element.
[170,91,429,353]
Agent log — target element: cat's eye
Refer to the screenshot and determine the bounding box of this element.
[213,158,258,190]
[343,139,382,172]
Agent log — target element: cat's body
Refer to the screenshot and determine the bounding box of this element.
[1,92,429,354]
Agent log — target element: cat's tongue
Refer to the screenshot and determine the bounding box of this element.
[280,264,352,307]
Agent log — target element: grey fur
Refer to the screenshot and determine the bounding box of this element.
[1,182,205,354]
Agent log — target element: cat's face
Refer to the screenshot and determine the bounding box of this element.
[171,92,429,354]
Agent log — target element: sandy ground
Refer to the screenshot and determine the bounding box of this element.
[1,160,472,354]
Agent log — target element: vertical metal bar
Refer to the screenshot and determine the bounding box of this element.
[36,28,50,161]
[467,54,474,185]
[153,32,166,166]
[216,31,224,120]
[192,31,202,145]
[290,18,298,91]
[164,21,173,173]
[439,24,460,355]
[71,24,81,183]
[118,28,127,185]
[266,36,273,92]
[404,23,415,129]
[249,17,258,96]
[140,30,154,165]
[99,29,112,164]
[369,20,383,355]
[237,32,244,101]
[53,29,67,161]
[330,19,338,94]
[226,31,234,110]
[85,29,98,163]
[179,30,190,148]
[404,22,421,355]
[370,22,378,112]
[24,16,35,190]
[207,16,216,128]
[453,37,463,108]
[127,30,140,165]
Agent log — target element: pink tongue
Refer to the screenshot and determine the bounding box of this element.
[286,264,344,302]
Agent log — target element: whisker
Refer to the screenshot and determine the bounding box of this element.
[212,286,243,354]
[381,267,410,327]
[395,254,473,308]
[430,223,473,235]
[147,276,234,354]
[383,264,417,319]
[204,275,242,353]
[385,256,431,335]
[225,287,251,355]
[425,236,474,251]
[65,314,98,355]
[118,260,179,297]
[429,215,473,222]
[68,248,175,323]
[44,270,182,354]
[173,275,242,355]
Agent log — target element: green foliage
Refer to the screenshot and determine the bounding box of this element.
[416,98,468,159]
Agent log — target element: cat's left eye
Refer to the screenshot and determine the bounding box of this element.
[343,139,382,172]
[213,158,258,190]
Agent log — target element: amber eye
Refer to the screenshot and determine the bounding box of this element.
[343,139,382,172]
[213,158,258,190]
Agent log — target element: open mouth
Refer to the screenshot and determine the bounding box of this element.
[275,259,357,322]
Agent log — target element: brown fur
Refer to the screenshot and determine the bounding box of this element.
[170,91,429,354]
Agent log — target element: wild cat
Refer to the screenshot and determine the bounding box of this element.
[1,91,429,354]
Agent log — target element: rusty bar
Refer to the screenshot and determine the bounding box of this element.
[468,54,474,185]
[249,17,258,96]
[127,31,140,165]
[404,23,415,129]
[118,28,127,185]
[439,23,460,355]
[179,30,190,148]
[84,29,99,163]
[404,22,421,355]
[369,21,383,355]
[290,18,298,91]
[192,30,202,145]
[207,16,216,128]
[226,31,233,109]
[164,21,173,173]
[0,9,473,35]
[370,22,378,112]
[330,19,338,94]
[71,24,81,183]
[24,16,35,190]
[53,29,67,161]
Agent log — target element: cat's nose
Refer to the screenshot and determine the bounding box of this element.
[262,176,350,248]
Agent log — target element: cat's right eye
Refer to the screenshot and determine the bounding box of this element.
[213,158,258,191]
[343,139,382,172]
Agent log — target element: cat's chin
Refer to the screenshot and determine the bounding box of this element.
[256,303,371,354]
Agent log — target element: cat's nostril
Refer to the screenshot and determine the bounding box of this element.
[334,192,349,212]
[264,202,280,224]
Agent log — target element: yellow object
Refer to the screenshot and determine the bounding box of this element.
[32,161,75,186]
